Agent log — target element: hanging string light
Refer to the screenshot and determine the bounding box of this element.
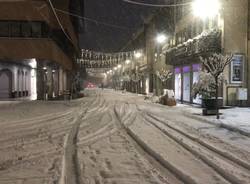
[79,49,144,69]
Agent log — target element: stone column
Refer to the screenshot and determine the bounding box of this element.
[59,67,64,96]
[36,62,45,100]
[53,70,59,97]
[47,67,53,99]
[63,70,67,91]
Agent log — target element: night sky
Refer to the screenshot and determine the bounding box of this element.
[80,0,168,52]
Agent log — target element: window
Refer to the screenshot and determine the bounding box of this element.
[21,22,32,37]
[0,21,47,38]
[10,22,21,37]
[205,19,209,30]
[231,54,244,83]
[197,20,203,35]
[0,22,9,37]
[211,17,218,28]
[187,25,192,40]
[32,22,42,37]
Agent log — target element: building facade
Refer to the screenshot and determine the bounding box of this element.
[121,9,174,96]
[122,0,250,107]
[0,0,83,100]
[165,0,249,106]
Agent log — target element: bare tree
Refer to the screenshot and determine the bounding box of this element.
[200,53,233,119]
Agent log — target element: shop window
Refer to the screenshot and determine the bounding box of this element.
[231,54,244,83]
[192,64,202,104]
[183,66,191,102]
[0,22,9,37]
[175,67,182,100]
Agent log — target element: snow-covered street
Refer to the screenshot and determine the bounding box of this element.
[1,89,250,184]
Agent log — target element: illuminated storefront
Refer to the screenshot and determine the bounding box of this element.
[174,64,202,104]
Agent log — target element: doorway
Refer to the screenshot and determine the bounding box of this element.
[0,69,12,98]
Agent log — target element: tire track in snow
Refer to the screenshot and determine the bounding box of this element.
[142,112,250,184]
[60,92,102,184]
[113,103,182,184]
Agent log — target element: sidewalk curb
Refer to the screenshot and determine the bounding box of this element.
[182,110,250,137]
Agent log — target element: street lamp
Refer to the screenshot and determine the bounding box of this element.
[117,64,122,69]
[114,67,117,71]
[192,0,221,19]
[125,59,131,64]
[154,34,167,95]
[156,34,167,44]
[135,52,142,58]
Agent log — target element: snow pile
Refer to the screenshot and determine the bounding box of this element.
[182,106,250,136]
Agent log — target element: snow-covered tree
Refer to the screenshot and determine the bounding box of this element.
[194,53,233,119]
[192,71,216,99]
[192,70,225,99]
[156,68,172,82]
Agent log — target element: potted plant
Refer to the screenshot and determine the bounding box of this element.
[192,53,233,119]
[156,69,175,106]
[192,71,221,110]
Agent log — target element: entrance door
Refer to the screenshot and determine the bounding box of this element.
[0,70,12,98]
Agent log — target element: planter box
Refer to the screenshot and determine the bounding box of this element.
[202,98,223,110]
